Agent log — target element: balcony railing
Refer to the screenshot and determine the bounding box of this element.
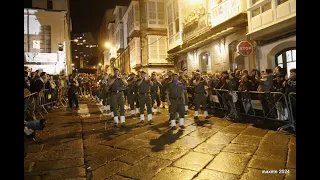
[182,13,210,43]
[248,0,296,33]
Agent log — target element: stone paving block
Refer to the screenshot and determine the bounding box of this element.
[118,147,152,164]
[24,161,35,172]
[64,178,87,180]
[85,147,128,170]
[247,155,286,170]
[107,175,131,180]
[91,161,131,180]
[260,131,290,147]
[255,144,288,162]
[114,138,151,151]
[27,144,44,153]
[119,157,171,180]
[149,146,189,160]
[284,169,296,180]
[84,133,118,147]
[206,132,238,145]
[173,152,214,171]
[287,137,296,169]
[194,169,240,180]
[84,144,115,155]
[188,127,219,138]
[222,144,258,155]
[134,131,162,141]
[193,143,225,155]
[231,135,262,146]
[100,134,136,146]
[25,149,84,162]
[31,158,84,172]
[42,167,86,180]
[43,138,83,151]
[151,167,197,180]
[240,126,269,137]
[220,125,248,135]
[170,135,206,149]
[240,168,285,180]
[206,152,251,175]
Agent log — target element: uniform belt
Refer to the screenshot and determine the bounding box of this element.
[170,97,182,100]
[139,92,149,95]
[112,90,123,93]
[195,92,204,94]
[150,91,158,93]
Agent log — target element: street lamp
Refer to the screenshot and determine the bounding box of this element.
[105,42,111,48]
[99,63,102,66]
[93,66,96,69]
[72,63,74,66]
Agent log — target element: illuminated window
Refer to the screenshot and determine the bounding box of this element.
[252,8,261,17]
[276,48,296,75]
[148,36,167,61]
[262,2,272,12]
[147,0,165,26]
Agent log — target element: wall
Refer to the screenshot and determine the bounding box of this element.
[32,0,69,11]
[258,35,296,70]
[187,29,248,74]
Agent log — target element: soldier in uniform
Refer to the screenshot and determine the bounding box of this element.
[127,72,138,117]
[150,72,162,114]
[101,73,110,113]
[136,71,154,124]
[166,73,185,129]
[193,72,210,121]
[108,68,128,127]
[179,70,189,114]
[133,71,141,116]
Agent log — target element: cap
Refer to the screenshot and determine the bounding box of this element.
[141,71,146,74]
[172,73,178,76]
[114,68,119,71]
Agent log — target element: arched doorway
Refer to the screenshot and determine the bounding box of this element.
[199,52,211,73]
[275,48,296,75]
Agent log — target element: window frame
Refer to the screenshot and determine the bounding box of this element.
[147,0,166,28]
[275,47,296,75]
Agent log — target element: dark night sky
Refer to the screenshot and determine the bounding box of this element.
[24,0,131,40]
[70,0,131,39]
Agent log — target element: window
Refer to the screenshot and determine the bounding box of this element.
[167,4,173,36]
[276,48,296,76]
[148,36,167,61]
[278,0,289,5]
[262,2,271,12]
[47,0,53,10]
[252,8,261,17]
[147,0,165,26]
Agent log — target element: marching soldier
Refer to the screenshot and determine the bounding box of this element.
[127,72,138,117]
[101,73,111,113]
[136,71,154,124]
[166,73,185,129]
[179,70,189,114]
[150,72,162,114]
[108,68,128,127]
[193,72,210,121]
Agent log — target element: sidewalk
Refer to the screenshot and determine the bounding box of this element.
[24,98,296,180]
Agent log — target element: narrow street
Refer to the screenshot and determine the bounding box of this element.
[24,98,296,180]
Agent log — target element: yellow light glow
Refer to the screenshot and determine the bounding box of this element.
[105,42,111,48]
[187,0,202,5]
[93,66,96,69]
[72,63,74,66]
[99,63,102,66]
[73,39,79,42]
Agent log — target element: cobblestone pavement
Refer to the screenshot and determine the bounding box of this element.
[24,98,296,180]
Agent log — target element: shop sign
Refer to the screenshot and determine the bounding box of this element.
[237,41,253,56]
[211,0,243,27]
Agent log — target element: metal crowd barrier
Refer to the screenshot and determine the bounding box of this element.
[36,89,58,114]
[207,89,296,132]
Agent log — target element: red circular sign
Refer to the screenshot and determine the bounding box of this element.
[237,41,253,56]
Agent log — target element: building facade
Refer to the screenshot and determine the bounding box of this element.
[166,0,253,75]
[24,0,72,75]
[247,0,296,75]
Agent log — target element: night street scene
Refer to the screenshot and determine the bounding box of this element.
[24,0,296,180]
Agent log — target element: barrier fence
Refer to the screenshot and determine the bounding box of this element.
[202,89,296,132]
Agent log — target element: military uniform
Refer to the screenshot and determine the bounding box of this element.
[127,75,138,116]
[179,74,189,113]
[150,78,162,113]
[193,76,209,120]
[166,78,185,128]
[137,76,153,123]
[109,76,127,127]
[100,77,110,113]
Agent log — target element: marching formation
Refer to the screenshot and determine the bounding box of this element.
[65,66,296,129]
